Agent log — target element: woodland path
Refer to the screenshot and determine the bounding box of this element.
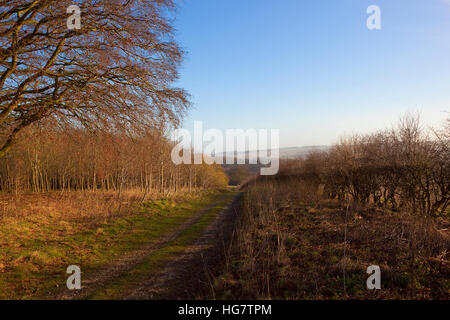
[51,192,243,300]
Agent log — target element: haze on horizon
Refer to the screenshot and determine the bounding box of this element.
[174,0,450,149]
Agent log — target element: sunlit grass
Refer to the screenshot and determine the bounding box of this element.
[0,189,231,299]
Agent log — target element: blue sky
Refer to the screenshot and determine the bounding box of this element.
[173,0,450,148]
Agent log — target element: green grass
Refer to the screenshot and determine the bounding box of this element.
[0,189,234,299]
[87,192,236,299]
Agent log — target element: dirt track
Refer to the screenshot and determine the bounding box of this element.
[125,192,243,299]
[51,192,242,300]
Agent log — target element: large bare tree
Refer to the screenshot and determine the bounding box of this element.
[0,0,189,156]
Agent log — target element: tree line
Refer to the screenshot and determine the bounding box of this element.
[0,1,231,193]
[0,122,228,194]
[277,115,449,217]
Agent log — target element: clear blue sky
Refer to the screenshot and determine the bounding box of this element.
[173,0,450,148]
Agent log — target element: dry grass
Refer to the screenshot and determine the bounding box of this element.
[0,188,224,299]
[0,188,209,222]
[214,179,450,300]
[1,191,132,222]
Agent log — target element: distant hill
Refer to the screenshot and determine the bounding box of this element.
[220,146,329,185]
[276,146,330,159]
[222,145,329,162]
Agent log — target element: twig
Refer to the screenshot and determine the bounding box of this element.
[343,185,350,298]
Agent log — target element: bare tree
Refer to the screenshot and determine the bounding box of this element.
[0,0,189,156]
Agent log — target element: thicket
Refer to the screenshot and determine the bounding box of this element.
[0,123,228,194]
[278,115,449,217]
